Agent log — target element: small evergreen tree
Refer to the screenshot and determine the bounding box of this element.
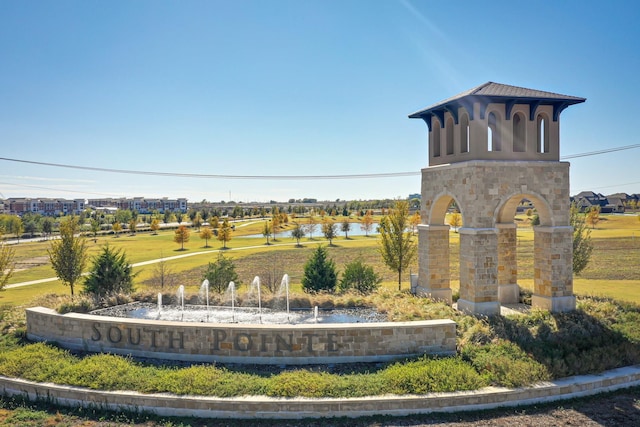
[84,244,136,297]
[203,252,239,293]
[339,258,381,294]
[301,246,337,293]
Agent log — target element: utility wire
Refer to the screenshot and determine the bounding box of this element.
[0,143,638,181]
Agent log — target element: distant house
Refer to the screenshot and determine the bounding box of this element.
[570,191,640,213]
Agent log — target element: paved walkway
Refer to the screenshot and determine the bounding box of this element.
[4,239,332,290]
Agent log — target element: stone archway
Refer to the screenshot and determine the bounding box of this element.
[410,82,584,315]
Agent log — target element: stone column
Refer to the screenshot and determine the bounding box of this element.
[457,227,500,315]
[417,224,452,304]
[532,226,576,312]
[497,223,519,304]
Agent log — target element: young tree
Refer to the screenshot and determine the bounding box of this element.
[115,209,132,225]
[151,254,175,290]
[291,222,305,247]
[0,232,15,290]
[150,218,160,235]
[322,219,338,246]
[83,244,136,298]
[208,215,219,229]
[339,258,381,294]
[341,219,351,239]
[262,221,273,245]
[11,216,23,242]
[112,221,122,236]
[199,226,214,248]
[192,212,203,231]
[449,212,462,233]
[301,245,337,293]
[410,211,421,235]
[571,202,594,275]
[217,218,232,249]
[360,211,374,237]
[306,216,318,240]
[90,218,101,241]
[42,217,54,239]
[128,218,137,235]
[163,210,172,224]
[48,216,88,296]
[174,225,190,250]
[378,200,418,291]
[586,205,601,229]
[271,214,281,241]
[202,252,239,293]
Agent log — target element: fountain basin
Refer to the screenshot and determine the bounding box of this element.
[90,302,386,324]
[26,306,456,365]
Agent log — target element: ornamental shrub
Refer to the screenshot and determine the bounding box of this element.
[338,258,381,294]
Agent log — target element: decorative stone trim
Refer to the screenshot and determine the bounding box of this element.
[1,365,638,419]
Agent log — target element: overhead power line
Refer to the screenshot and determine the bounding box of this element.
[0,143,638,181]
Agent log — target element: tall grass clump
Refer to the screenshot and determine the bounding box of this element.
[380,356,487,394]
[461,340,550,387]
[0,343,74,382]
[57,354,153,391]
[150,365,267,396]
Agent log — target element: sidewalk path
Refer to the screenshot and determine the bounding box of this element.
[4,239,327,290]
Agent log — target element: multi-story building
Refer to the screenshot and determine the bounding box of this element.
[4,196,186,216]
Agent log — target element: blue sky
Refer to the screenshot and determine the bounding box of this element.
[1,0,638,203]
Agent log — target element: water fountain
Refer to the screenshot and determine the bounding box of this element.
[26,273,456,365]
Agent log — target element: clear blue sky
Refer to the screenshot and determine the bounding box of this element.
[1,0,638,203]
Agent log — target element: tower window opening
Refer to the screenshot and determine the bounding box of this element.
[432,119,441,157]
[488,112,501,152]
[513,112,526,152]
[537,114,549,153]
[446,117,454,155]
[460,114,469,153]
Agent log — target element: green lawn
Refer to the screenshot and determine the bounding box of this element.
[2,213,639,306]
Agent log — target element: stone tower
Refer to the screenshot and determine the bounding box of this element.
[409,82,585,315]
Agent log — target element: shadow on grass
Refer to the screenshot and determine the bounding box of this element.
[486,298,640,378]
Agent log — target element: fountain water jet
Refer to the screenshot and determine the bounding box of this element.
[199,279,210,321]
[225,282,236,322]
[157,293,162,317]
[177,285,185,320]
[246,276,263,322]
[274,274,290,317]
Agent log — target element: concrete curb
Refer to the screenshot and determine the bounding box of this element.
[1,365,639,419]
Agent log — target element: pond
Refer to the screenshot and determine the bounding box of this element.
[242,222,381,238]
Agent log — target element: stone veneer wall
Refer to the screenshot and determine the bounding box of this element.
[26,307,456,365]
[1,365,639,419]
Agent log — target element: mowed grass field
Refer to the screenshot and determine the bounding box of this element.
[1,214,639,306]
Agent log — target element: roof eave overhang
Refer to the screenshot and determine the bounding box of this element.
[409,95,586,130]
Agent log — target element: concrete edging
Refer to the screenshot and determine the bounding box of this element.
[1,365,639,419]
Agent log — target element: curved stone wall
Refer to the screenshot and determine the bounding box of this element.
[26,307,456,364]
[1,365,639,419]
